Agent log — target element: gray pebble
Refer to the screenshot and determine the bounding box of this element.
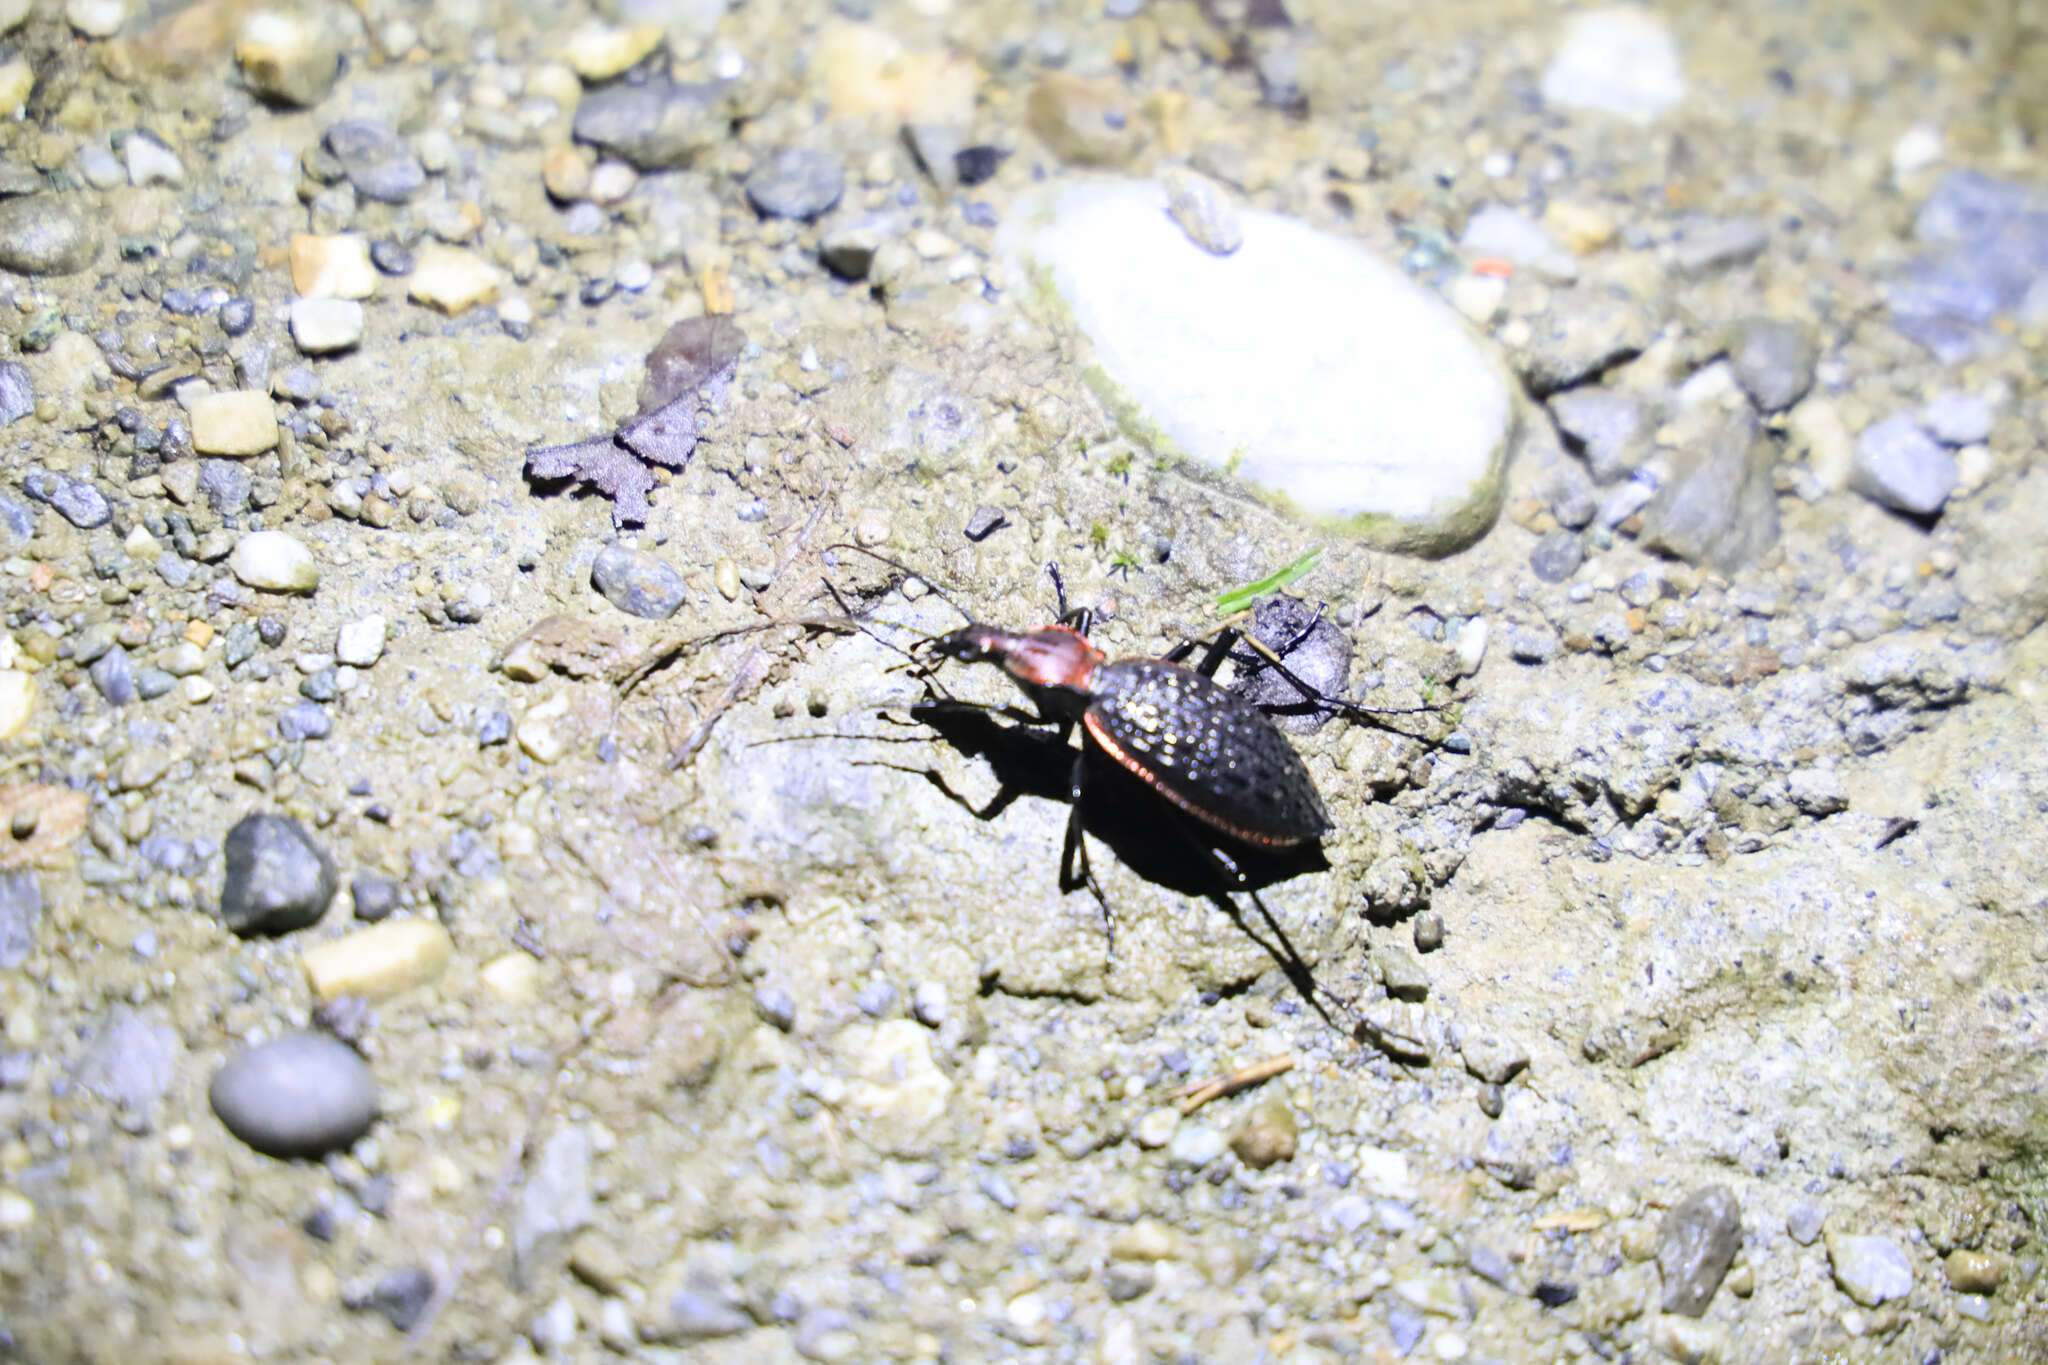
[1786,1200,1826,1246]
[515,1125,594,1277]
[72,1009,181,1124]
[1103,0,1146,14]
[349,1266,435,1332]
[0,491,33,550]
[0,360,32,426]
[134,667,175,701]
[1658,1184,1743,1316]
[218,812,338,935]
[350,875,398,922]
[90,646,137,705]
[1509,625,1561,663]
[478,711,512,746]
[819,215,890,280]
[1468,1243,1515,1289]
[572,77,727,169]
[1548,386,1646,484]
[1673,218,1768,277]
[370,239,413,275]
[22,469,110,529]
[1639,410,1778,574]
[855,981,898,1017]
[299,669,340,703]
[219,297,255,336]
[754,985,797,1031]
[0,195,97,274]
[964,504,1007,540]
[1386,1300,1427,1354]
[1728,316,1815,414]
[1412,910,1444,952]
[211,1031,376,1158]
[1376,943,1429,1001]
[658,1289,753,1342]
[1920,390,1993,446]
[746,147,846,221]
[1529,530,1584,583]
[0,871,40,970]
[591,543,688,619]
[323,119,425,204]
[1231,595,1350,734]
[1460,1034,1529,1086]
[1103,1261,1154,1301]
[903,122,963,190]
[199,458,251,516]
[278,700,332,741]
[1851,413,1958,516]
[223,622,259,667]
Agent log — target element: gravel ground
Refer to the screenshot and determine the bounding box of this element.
[1,0,2045,1362]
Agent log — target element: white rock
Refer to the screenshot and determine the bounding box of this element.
[65,0,125,38]
[1541,8,1686,125]
[0,669,33,741]
[335,614,387,667]
[517,693,570,763]
[230,530,319,593]
[1007,178,1512,552]
[0,1,29,36]
[289,297,364,354]
[123,133,183,187]
[844,1020,954,1155]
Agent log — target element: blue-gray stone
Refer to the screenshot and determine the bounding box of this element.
[572,78,727,170]
[210,1031,377,1158]
[217,812,337,935]
[198,459,250,516]
[1890,170,2048,362]
[745,147,845,221]
[90,646,136,705]
[70,1007,180,1118]
[0,360,32,425]
[477,711,512,746]
[351,1267,434,1331]
[1658,1184,1743,1316]
[1921,390,1994,446]
[0,871,40,969]
[219,297,255,336]
[279,701,331,740]
[322,119,424,204]
[134,667,175,700]
[1852,413,1958,516]
[223,622,259,667]
[0,491,33,550]
[1529,530,1584,583]
[591,543,688,619]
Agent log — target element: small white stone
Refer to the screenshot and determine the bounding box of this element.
[1448,273,1506,324]
[0,669,34,742]
[123,133,183,187]
[230,530,319,594]
[1453,618,1489,676]
[65,0,125,38]
[289,297,364,354]
[190,391,278,456]
[563,23,661,81]
[181,676,215,703]
[335,614,387,667]
[1892,123,1943,182]
[159,641,206,676]
[1131,1107,1179,1149]
[587,160,638,204]
[481,951,542,1001]
[516,693,571,763]
[408,244,503,315]
[0,1,29,37]
[1541,8,1686,125]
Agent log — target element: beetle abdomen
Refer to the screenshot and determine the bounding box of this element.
[1081,659,1333,847]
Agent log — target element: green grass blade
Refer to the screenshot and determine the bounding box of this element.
[1215,547,1322,615]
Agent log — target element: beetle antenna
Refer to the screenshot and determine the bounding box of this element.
[822,541,975,627]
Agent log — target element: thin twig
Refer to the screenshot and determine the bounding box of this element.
[1171,1053,1294,1115]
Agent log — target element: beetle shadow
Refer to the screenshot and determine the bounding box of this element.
[908,701,1329,897]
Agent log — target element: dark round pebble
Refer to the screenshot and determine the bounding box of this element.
[350,875,398,922]
[954,145,1007,187]
[209,1031,377,1158]
[219,297,256,335]
[217,812,338,936]
[89,647,136,706]
[1529,530,1585,583]
[256,615,287,646]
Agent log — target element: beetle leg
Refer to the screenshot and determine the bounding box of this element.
[1059,750,1117,964]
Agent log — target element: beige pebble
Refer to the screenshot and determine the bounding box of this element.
[302,919,455,1000]
[1543,200,1617,254]
[516,693,570,762]
[0,669,33,741]
[480,951,542,1001]
[816,22,980,124]
[564,23,661,81]
[289,233,376,299]
[1945,1248,2007,1295]
[0,59,32,115]
[1027,75,1140,167]
[714,558,741,600]
[190,390,278,456]
[408,244,503,315]
[1109,1219,1180,1261]
[542,145,591,201]
[234,6,345,108]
